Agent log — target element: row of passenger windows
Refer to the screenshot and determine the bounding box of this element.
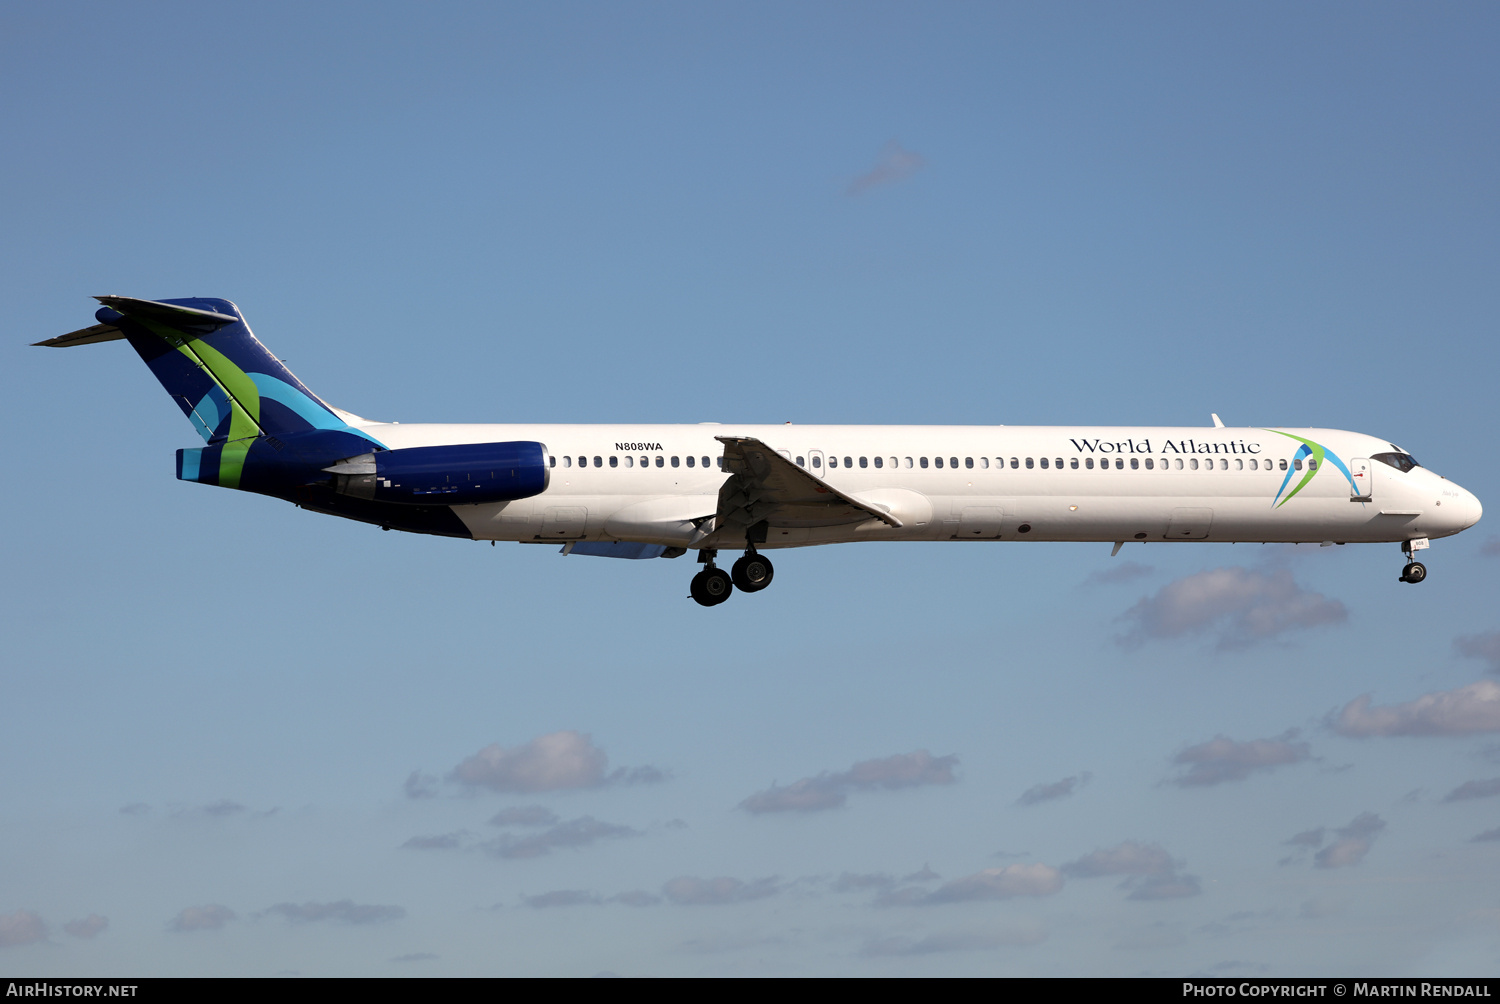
[546,453,1309,472]
[550,455,720,469]
[796,455,1308,472]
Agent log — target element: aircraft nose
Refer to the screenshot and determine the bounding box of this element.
[1443,485,1483,534]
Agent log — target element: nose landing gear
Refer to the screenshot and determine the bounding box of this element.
[1399,538,1430,584]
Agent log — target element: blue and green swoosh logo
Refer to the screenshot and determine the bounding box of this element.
[1264,430,1357,508]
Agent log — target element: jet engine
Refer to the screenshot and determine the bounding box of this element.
[326,441,549,505]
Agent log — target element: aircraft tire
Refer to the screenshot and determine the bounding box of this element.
[691,568,734,606]
[731,554,775,593]
[1401,561,1427,584]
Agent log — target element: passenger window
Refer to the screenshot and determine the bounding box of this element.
[1293,459,1303,470]
[624,456,633,468]
[1249,459,1257,470]
[1172,458,1182,470]
[980,457,989,469]
[1112,458,1121,469]
[828,456,837,468]
[1130,458,1139,470]
[641,457,649,467]
[609,456,618,468]
[844,456,853,468]
[1279,459,1287,470]
[796,456,805,467]
[934,457,943,469]
[548,456,556,468]
[1085,457,1094,469]
[920,457,929,469]
[860,457,868,468]
[873,456,883,469]
[950,457,958,468]
[671,456,680,468]
[813,455,822,468]
[594,456,602,468]
[1055,459,1063,468]
[1069,458,1077,469]
[686,456,695,467]
[904,457,913,468]
[562,456,571,468]
[656,456,664,468]
[965,457,974,469]
[1026,457,1034,469]
[1144,458,1153,470]
[1234,459,1242,470]
[1010,458,1019,469]
[1307,459,1318,470]
[1190,458,1199,470]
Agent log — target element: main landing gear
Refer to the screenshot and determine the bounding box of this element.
[689,548,775,607]
[1398,538,1429,585]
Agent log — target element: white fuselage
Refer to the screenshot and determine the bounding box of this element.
[351,422,1482,550]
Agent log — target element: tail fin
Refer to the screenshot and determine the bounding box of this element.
[39,296,385,488]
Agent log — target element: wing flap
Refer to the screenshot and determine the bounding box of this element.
[714,436,903,532]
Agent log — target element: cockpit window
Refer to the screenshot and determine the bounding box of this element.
[1372,452,1420,473]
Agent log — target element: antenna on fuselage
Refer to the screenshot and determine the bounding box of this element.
[1211,413,1225,428]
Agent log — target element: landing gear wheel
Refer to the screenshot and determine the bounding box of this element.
[1400,561,1427,584]
[690,567,734,606]
[731,553,775,593]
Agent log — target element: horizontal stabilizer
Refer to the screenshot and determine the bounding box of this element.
[36,296,239,348]
[93,295,238,333]
[33,322,125,348]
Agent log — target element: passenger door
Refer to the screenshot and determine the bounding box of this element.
[1349,458,1373,500]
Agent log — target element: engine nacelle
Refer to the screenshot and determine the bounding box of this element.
[326,441,549,505]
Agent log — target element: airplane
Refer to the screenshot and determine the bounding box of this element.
[38,296,1483,606]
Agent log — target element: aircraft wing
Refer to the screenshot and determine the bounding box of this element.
[711,436,904,535]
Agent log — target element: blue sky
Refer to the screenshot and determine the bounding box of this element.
[3,2,1500,976]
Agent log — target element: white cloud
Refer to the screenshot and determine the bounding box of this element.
[169,905,235,932]
[489,806,559,827]
[1063,841,1175,878]
[0,910,46,948]
[451,731,608,792]
[739,750,958,814]
[846,140,925,196]
[1119,567,1346,648]
[447,732,667,794]
[63,915,107,939]
[1456,632,1500,673]
[1443,778,1500,802]
[1169,732,1311,786]
[1314,813,1386,869]
[1062,841,1201,899]
[916,864,1065,904]
[1018,773,1091,806]
[265,901,405,924]
[404,771,438,799]
[661,876,779,905]
[482,816,636,859]
[1331,681,1500,737]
